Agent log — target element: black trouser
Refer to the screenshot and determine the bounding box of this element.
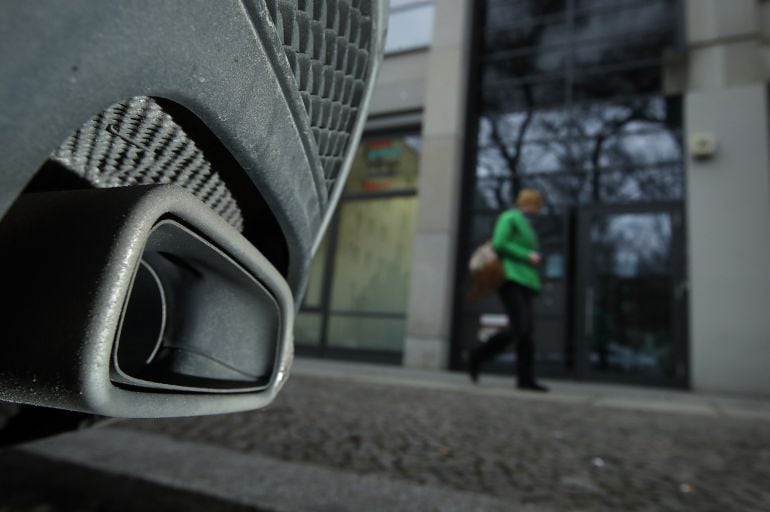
[472,281,536,385]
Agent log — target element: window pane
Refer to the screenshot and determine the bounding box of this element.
[572,2,674,44]
[327,316,405,352]
[519,173,594,212]
[599,164,685,203]
[474,177,513,210]
[482,77,566,112]
[329,196,418,313]
[486,0,568,44]
[477,97,682,181]
[487,0,567,17]
[587,212,677,378]
[385,2,435,54]
[572,65,661,100]
[295,312,323,347]
[485,15,569,53]
[572,32,674,69]
[479,0,681,109]
[478,108,572,145]
[567,97,683,172]
[568,97,680,137]
[484,48,569,84]
[564,131,682,174]
[468,211,500,247]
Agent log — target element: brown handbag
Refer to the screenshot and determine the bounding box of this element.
[467,241,505,300]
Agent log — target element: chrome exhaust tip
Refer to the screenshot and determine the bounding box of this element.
[0,185,293,417]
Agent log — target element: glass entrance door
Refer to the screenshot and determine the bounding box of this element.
[575,203,687,386]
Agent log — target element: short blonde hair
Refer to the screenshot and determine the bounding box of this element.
[516,188,542,209]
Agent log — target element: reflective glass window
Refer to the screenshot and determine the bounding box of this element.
[327,316,406,352]
[586,212,677,377]
[329,197,418,314]
[385,1,435,54]
[296,130,421,354]
[295,312,323,346]
[598,165,685,203]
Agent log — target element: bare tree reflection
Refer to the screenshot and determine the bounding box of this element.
[476,0,682,212]
[589,213,675,373]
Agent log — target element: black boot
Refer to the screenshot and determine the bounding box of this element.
[517,382,549,392]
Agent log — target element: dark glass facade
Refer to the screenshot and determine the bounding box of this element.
[454,0,687,385]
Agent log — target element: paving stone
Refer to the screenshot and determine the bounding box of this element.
[121,374,770,512]
[1,428,517,512]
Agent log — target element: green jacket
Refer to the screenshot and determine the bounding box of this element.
[491,209,541,292]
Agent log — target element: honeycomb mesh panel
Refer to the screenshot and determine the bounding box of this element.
[50,96,244,231]
[264,0,373,193]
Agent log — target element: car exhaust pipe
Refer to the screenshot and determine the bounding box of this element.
[0,186,293,418]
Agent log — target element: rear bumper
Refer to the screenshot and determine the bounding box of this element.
[0,0,386,295]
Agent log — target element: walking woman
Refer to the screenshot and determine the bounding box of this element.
[468,188,547,392]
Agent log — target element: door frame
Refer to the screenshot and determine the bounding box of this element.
[573,201,688,388]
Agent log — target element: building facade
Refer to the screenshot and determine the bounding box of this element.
[295,0,770,396]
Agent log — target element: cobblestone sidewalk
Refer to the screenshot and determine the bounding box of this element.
[122,372,770,512]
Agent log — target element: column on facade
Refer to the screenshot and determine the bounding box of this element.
[403,0,472,368]
[684,0,770,394]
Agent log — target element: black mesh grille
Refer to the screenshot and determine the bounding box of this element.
[51,97,244,231]
[265,0,373,192]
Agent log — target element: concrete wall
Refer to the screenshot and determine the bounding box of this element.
[403,0,472,369]
[685,0,770,395]
[686,0,767,90]
[686,85,770,396]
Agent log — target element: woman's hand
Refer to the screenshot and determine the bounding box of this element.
[528,251,542,265]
